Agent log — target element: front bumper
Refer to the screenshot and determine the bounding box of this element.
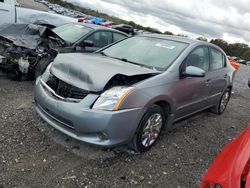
[34,78,146,147]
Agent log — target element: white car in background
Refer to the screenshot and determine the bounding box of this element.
[0,0,77,28]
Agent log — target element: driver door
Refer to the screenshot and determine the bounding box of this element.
[174,46,212,120]
[83,31,113,53]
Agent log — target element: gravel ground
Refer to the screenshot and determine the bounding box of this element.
[0,65,250,188]
[18,0,49,12]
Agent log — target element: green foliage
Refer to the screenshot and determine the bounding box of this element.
[177,34,188,38]
[164,31,174,35]
[210,39,229,52]
[210,39,250,60]
[196,36,207,42]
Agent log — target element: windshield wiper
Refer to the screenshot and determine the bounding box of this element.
[119,58,157,70]
[118,58,143,66]
[100,51,108,56]
[101,54,160,71]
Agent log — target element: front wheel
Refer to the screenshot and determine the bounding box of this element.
[129,105,165,152]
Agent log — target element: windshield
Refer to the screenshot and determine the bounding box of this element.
[102,36,188,70]
[53,24,92,44]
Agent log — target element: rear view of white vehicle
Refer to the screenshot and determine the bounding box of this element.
[0,0,77,28]
[0,0,16,25]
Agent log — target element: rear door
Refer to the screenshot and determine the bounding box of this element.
[207,47,228,104]
[0,0,15,25]
[175,46,212,120]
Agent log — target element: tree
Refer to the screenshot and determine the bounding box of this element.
[164,31,174,35]
[242,49,250,60]
[196,36,207,42]
[227,43,249,58]
[177,34,188,38]
[210,39,229,53]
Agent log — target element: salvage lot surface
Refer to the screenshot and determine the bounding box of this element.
[0,65,250,188]
[18,0,49,12]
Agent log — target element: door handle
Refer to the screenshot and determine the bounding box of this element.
[223,74,228,78]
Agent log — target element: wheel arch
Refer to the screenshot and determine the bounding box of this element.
[144,95,173,113]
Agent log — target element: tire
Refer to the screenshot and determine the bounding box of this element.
[35,58,51,79]
[129,104,165,152]
[10,68,22,81]
[210,88,231,115]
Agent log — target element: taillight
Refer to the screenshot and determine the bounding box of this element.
[78,17,84,22]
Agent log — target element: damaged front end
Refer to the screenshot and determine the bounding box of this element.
[39,53,160,107]
[0,24,64,80]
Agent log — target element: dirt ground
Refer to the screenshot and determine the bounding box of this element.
[18,0,49,12]
[0,65,250,188]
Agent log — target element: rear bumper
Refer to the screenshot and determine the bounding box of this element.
[35,77,146,147]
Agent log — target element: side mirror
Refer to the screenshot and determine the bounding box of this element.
[82,40,94,47]
[248,78,250,88]
[182,66,205,78]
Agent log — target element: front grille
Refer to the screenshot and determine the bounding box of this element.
[46,75,89,100]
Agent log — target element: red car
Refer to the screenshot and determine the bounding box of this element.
[200,126,250,188]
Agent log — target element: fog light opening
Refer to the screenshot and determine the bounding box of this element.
[98,132,109,141]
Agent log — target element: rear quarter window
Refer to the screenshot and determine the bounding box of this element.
[210,48,226,71]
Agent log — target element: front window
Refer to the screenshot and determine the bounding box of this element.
[86,31,112,48]
[102,36,188,70]
[185,47,209,71]
[53,24,92,44]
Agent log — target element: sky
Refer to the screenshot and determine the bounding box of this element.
[67,0,250,44]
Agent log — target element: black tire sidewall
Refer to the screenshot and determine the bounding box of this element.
[218,88,231,114]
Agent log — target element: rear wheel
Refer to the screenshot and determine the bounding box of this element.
[129,105,165,152]
[210,88,231,114]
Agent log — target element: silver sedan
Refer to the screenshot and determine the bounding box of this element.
[35,35,234,152]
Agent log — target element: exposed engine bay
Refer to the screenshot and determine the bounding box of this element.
[0,24,64,80]
[104,74,157,90]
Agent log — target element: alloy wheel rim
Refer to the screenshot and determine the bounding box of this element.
[141,113,163,147]
[220,91,229,112]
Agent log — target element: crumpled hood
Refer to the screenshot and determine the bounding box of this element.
[51,53,159,92]
[0,23,64,49]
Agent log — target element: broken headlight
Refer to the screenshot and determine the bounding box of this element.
[92,86,134,111]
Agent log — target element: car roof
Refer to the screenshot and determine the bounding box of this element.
[70,22,128,36]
